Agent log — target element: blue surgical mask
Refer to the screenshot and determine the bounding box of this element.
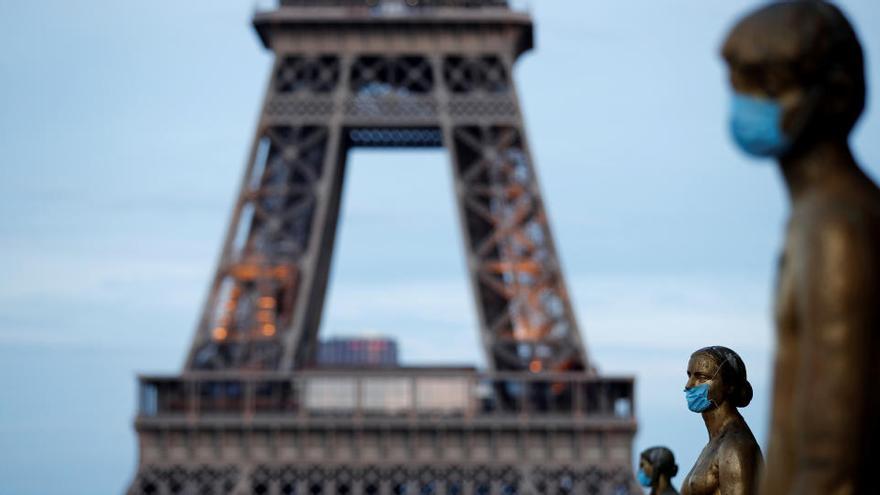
[730,92,791,157]
[637,468,652,487]
[684,383,714,413]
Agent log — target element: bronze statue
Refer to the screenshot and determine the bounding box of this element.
[722,2,880,494]
[681,346,763,495]
[638,446,680,495]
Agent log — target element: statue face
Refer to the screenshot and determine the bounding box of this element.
[686,353,726,408]
[720,5,829,152]
[726,61,809,142]
[721,2,866,149]
[639,456,653,479]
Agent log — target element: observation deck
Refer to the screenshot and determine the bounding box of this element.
[132,369,637,494]
[253,0,533,56]
[137,369,634,428]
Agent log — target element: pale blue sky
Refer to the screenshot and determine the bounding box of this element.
[1,1,879,493]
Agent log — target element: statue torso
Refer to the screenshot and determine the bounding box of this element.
[680,437,720,495]
[766,176,880,494]
[681,419,761,495]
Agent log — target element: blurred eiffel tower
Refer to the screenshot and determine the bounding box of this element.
[126,1,637,494]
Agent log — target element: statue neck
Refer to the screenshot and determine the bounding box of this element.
[701,401,740,439]
[651,475,673,495]
[778,137,861,202]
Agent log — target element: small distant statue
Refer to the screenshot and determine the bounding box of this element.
[637,446,680,495]
[681,346,762,495]
[722,2,880,494]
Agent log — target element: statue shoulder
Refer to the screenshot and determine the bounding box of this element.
[792,190,879,249]
[718,422,763,468]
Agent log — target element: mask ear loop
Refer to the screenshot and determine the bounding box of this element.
[702,356,731,408]
[709,358,726,380]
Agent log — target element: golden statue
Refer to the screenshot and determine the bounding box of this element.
[638,446,680,495]
[681,346,763,495]
[722,2,880,493]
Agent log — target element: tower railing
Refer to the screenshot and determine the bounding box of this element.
[136,370,634,424]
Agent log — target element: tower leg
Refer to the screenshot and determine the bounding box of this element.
[444,121,587,372]
[278,124,347,370]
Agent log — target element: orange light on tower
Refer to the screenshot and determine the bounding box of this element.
[262,323,276,337]
[529,359,542,373]
[212,327,228,341]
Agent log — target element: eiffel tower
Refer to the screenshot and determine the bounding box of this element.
[127,1,637,493]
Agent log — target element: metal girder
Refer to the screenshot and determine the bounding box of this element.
[184,4,588,374]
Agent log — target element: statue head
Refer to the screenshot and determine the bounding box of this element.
[638,446,678,488]
[721,0,865,157]
[685,346,752,412]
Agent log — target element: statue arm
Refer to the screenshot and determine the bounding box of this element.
[718,438,760,495]
[790,212,874,495]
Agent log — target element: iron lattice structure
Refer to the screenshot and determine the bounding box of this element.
[127,1,637,494]
[184,0,587,374]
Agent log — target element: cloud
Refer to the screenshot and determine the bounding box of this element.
[0,328,83,346]
[572,274,774,354]
[324,279,474,325]
[322,273,774,360]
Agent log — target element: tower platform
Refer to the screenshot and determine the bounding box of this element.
[130,369,636,494]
